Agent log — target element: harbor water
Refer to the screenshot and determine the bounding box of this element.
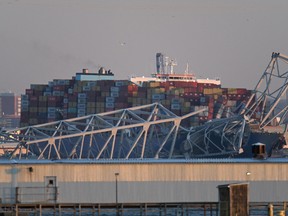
[1,203,286,216]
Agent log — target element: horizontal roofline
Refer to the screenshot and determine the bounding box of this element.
[0,158,288,165]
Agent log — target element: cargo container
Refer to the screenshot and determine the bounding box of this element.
[20,70,251,127]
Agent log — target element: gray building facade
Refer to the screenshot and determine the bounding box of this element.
[0,159,287,204]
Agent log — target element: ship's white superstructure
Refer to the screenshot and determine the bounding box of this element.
[130,53,220,86]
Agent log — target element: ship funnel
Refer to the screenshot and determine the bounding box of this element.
[156,53,165,74]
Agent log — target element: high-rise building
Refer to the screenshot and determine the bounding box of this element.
[0,92,21,128]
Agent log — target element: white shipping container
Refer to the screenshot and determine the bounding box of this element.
[78,98,87,103]
[152,94,165,100]
[106,97,115,103]
[194,106,208,116]
[78,93,87,99]
[21,95,29,100]
[77,108,86,114]
[110,92,119,97]
[115,81,124,87]
[48,113,56,118]
[87,82,96,87]
[106,102,115,108]
[56,80,66,85]
[83,86,91,91]
[171,98,180,104]
[48,81,54,87]
[48,107,56,113]
[44,92,52,96]
[45,87,52,92]
[111,87,119,92]
[77,104,86,109]
[21,100,29,106]
[53,91,62,96]
[200,97,206,103]
[21,107,29,112]
[68,108,77,113]
[63,98,69,104]
[171,104,180,110]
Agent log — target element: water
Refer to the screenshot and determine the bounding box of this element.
[9,206,286,216]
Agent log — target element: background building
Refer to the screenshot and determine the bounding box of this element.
[0,92,21,128]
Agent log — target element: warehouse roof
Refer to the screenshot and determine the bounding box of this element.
[0,157,288,165]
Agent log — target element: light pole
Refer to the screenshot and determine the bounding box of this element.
[115,172,119,216]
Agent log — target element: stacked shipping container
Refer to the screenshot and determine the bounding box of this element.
[20,74,251,127]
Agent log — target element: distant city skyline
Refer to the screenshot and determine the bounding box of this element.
[1,0,288,94]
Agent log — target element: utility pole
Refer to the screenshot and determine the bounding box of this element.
[115,172,119,216]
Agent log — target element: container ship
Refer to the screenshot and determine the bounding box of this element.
[20,53,248,127]
[2,52,286,159]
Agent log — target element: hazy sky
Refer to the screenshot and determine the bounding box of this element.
[1,0,288,94]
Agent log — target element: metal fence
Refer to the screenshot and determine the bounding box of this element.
[15,186,58,203]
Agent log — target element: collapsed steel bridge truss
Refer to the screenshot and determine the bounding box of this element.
[183,52,288,158]
[242,52,288,129]
[182,116,249,158]
[0,103,204,160]
[1,53,287,160]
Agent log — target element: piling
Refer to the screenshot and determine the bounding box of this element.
[268,203,274,216]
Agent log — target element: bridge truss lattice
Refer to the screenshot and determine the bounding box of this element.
[0,103,204,160]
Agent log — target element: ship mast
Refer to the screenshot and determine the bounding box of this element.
[185,63,189,75]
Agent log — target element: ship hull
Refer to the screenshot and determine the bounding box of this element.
[240,131,284,158]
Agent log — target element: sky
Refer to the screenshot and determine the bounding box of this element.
[1,0,288,94]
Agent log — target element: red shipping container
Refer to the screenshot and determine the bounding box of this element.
[184,87,197,93]
[208,112,213,120]
[26,89,34,95]
[48,96,57,102]
[159,82,167,88]
[236,88,247,95]
[53,85,65,91]
[197,86,204,93]
[68,95,77,102]
[128,85,138,92]
[29,96,38,101]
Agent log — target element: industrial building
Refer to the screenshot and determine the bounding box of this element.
[0,158,288,204]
